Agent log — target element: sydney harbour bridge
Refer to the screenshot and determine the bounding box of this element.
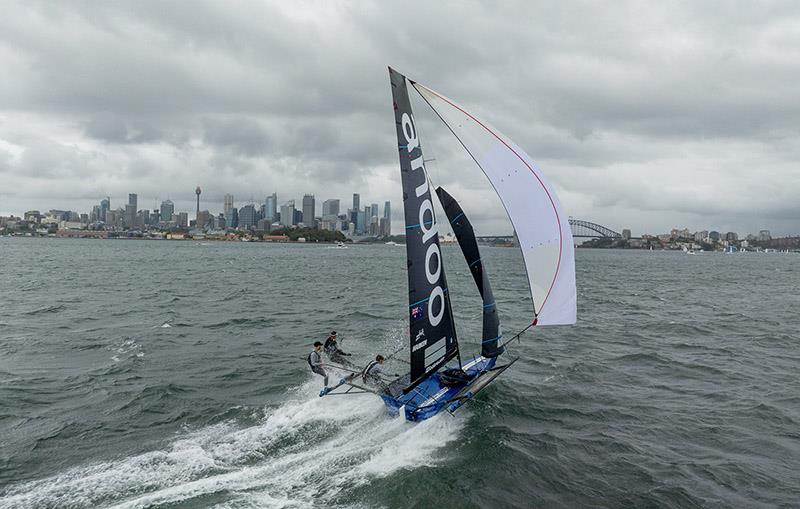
[476,218,628,243]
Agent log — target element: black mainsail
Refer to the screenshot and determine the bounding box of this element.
[436,187,504,358]
[389,67,459,391]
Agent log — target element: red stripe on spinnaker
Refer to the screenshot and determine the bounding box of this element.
[417,84,563,318]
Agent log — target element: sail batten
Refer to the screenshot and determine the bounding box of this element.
[412,81,577,325]
[389,68,459,392]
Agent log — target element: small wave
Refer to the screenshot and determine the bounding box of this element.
[206,317,275,329]
[24,304,65,316]
[341,310,392,320]
[19,280,44,291]
[109,339,144,362]
[221,288,250,301]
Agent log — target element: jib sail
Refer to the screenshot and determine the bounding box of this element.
[436,186,503,358]
[389,67,459,391]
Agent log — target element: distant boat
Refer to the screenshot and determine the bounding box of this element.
[385,241,398,246]
[320,67,576,421]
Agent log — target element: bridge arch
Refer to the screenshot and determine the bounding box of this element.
[568,219,621,238]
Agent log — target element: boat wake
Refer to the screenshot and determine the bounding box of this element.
[0,380,465,509]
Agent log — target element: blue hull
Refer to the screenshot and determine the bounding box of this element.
[381,355,498,421]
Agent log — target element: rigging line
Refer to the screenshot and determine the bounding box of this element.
[409,80,539,318]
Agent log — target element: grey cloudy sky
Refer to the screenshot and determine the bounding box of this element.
[1,0,799,235]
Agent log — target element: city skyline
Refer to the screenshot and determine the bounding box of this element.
[2,186,793,241]
[1,3,799,236]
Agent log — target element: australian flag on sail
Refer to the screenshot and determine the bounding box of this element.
[411,305,424,321]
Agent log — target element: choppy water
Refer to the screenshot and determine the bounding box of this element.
[1,237,798,508]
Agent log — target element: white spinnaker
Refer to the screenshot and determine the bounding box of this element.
[413,82,576,325]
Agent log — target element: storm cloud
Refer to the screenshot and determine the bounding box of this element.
[1,0,798,235]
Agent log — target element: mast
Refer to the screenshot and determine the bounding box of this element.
[436,187,503,358]
[389,67,459,392]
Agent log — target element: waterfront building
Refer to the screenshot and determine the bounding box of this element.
[622,229,631,240]
[383,201,391,236]
[322,199,340,217]
[302,194,316,228]
[352,193,360,215]
[725,232,738,242]
[227,208,239,229]
[280,201,295,227]
[105,209,118,227]
[178,212,189,228]
[758,230,771,242]
[124,204,137,229]
[257,218,270,231]
[238,204,257,230]
[151,209,160,224]
[197,210,210,229]
[709,231,720,241]
[24,210,42,224]
[371,203,379,220]
[370,215,379,236]
[357,210,366,234]
[160,200,174,225]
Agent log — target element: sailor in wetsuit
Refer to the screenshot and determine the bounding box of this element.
[308,341,328,389]
[323,331,351,364]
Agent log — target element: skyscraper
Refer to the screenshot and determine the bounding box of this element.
[280,201,295,227]
[100,197,109,223]
[224,194,235,226]
[322,199,339,218]
[265,193,277,222]
[160,200,174,224]
[352,193,360,215]
[238,205,257,230]
[302,194,316,227]
[371,203,379,220]
[125,204,137,229]
[126,193,138,228]
[383,201,391,236]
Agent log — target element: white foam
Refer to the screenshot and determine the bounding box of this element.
[0,379,466,509]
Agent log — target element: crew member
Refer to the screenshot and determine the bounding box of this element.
[308,341,328,388]
[324,331,351,363]
[362,355,387,388]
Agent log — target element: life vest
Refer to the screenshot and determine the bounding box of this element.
[362,360,379,383]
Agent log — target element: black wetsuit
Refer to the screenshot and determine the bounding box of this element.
[324,337,350,363]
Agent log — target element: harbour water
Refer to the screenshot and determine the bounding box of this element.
[1,237,798,508]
